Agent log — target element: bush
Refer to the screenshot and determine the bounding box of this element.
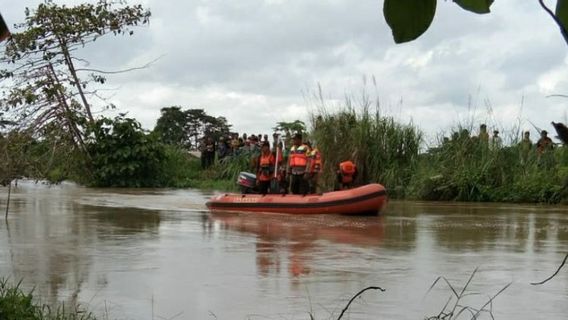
[85,116,167,187]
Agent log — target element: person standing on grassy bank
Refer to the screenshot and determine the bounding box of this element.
[520,131,533,164]
[537,130,554,154]
[490,130,502,150]
[478,124,489,144]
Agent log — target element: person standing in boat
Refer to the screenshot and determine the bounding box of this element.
[306,141,322,194]
[287,133,310,195]
[336,160,358,190]
[256,141,275,195]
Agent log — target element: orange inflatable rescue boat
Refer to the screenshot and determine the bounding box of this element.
[206,183,387,215]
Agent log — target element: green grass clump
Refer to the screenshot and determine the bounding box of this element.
[309,93,421,197]
[0,279,96,320]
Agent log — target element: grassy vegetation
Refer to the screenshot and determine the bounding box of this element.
[407,131,568,203]
[309,92,422,198]
[3,91,568,203]
[0,279,96,320]
[308,92,568,204]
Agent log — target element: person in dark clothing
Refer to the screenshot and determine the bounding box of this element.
[217,137,229,161]
[198,137,207,169]
[204,136,216,168]
[536,130,553,154]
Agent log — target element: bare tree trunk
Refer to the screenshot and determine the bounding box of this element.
[46,62,89,154]
[5,180,11,220]
[58,37,95,124]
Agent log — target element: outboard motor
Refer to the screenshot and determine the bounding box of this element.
[237,172,257,194]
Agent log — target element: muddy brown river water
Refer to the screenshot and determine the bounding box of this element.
[0,181,567,319]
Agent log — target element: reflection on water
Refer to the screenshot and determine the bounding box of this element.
[209,212,385,279]
[0,181,567,319]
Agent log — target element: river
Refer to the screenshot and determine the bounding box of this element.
[0,181,567,319]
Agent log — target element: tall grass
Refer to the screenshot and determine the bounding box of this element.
[408,130,568,203]
[309,89,422,197]
[0,278,97,320]
[306,87,568,203]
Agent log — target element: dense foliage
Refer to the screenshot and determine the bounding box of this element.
[85,116,167,187]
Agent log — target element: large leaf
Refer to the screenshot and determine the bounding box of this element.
[0,14,10,43]
[453,0,494,14]
[557,0,568,35]
[383,0,437,44]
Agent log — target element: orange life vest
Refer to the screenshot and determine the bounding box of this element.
[339,161,356,184]
[258,153,275,182]
[289,144,309,168]
[309,148,322,173]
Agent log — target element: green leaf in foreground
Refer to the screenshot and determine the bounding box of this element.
[453,0,494,14]
[556,0,568,34]
[383,0,437,44]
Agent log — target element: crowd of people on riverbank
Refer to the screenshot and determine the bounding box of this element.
[438,123,557,164]
[198,131,357,195]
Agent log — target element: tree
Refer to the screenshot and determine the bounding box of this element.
[0,1,151,150]
[86,115,165,187]
[154,107,233,148]
[185,109,208,147]
[154,106,191,147]
[203,115,232,140]
[382,0,568,46]
[273,120,306,134]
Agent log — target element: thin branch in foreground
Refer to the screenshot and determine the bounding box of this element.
[336,286,385,320]
[531,252,568,285]
[74,54,165,74]
[538,0,568,46]
[546,94,568,99]
[471,282,512,319]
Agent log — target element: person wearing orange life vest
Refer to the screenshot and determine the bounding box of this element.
[336,160,358,190]
[256,141,275,194]
[287,133,310,195]
[305,141,322,194]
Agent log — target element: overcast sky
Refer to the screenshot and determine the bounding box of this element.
[3,0,568,144]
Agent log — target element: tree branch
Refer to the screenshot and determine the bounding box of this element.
[531,252,568,285]
[538,0,568,46]
[75,54,164,74]
[546,94,568,98]
[336,286,385,320]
